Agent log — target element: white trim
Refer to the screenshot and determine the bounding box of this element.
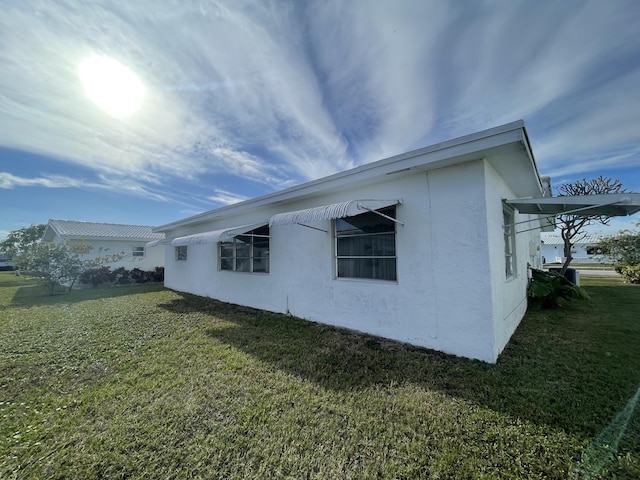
[171,222,267,247]
[269,199,401,227]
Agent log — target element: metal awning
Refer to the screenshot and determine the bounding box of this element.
[171,222,267,247]
[144,239,170,248]
[269,199,402,227]
[505,193,640,217]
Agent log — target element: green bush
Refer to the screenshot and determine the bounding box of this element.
[528,268,589,309]
[79,266,112,288]
[80,266,164,287]
[153,266,165,282]
[130,267,164,284]
[111,267,131,285]
[615,263,640,284]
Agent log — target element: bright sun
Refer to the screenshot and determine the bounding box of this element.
[79,56,144,116]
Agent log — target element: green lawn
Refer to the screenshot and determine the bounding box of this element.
[1,272,638,479]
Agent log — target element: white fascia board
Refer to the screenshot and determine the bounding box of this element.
[155,121,533,232]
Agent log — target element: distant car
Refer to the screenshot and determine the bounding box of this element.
[0,256,16,271]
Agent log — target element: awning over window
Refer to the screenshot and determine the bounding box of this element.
[505,193,640,217]
[144,239,170,248]
[171,222,267,247]
[269,199,402,227]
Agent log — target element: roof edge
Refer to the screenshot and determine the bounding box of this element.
[155,120,529,232]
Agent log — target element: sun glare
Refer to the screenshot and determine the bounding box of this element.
[79,56,144,116]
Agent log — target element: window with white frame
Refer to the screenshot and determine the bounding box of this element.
[132,246,145,257]
[175,245,188,261]
[335,206,397,281]
[503,206,516,277]
[219,225,269,273]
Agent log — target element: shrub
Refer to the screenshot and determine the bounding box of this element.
[111,267,131,285]
[153,266,164,282]
[130,268,147,283]
[79,266,162,287]
[615,263,640,284]
[79,266,112,288]
[528,268,589,309]
[130,267,164,284]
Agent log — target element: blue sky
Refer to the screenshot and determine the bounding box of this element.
[1,0,639,239]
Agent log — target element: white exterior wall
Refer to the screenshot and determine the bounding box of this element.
[66,239,164,270]
[541,243,562,263]
[484,161,542,360]
[541,242,585,264]
[162,159,529,362]
[540,242,606,264]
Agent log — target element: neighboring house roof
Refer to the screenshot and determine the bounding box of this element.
[156,120,543,232]
[43,220,165,242]
[540,234,609,246]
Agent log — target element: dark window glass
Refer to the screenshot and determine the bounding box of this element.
[335,207,397,281]
[175,246,187,261]
[219,226,269,273]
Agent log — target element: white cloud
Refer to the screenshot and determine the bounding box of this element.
[0,0,638,208]
[207,189,249,206]
[0,170,173,204]
[0,172,96,189]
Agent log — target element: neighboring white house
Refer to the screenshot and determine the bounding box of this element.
[153,121,640,363]
[541,233,610,264]
[42,220,165,271]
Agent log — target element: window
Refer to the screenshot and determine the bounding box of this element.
[335,206,397,281]
[132,246,145,257]
[219,225,269,273]
[175,245,188,261]
[503,206,516,277]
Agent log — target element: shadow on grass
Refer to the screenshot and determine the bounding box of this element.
[5,281,166,308]
[159,285,640,441]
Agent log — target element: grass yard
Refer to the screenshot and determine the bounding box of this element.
[0,272,638,479]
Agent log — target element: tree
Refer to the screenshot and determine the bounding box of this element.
[596,221,640,283]
[556,176,626,274]
[2,223,127,294]
[18,239,126,294]
[0,224,46,260]
[18,240,92,294]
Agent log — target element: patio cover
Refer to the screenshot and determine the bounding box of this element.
[171,222,267,247]
[505,193,640,217]
[269,199,402,227]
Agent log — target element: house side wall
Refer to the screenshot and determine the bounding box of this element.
[67,239,164,270]
[420,161,494,360]
[484,160,542,360]
[163,160,499,362]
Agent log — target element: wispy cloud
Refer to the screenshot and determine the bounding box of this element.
[0,170,171,203]
[0,0,638,211]
[207,188,249,206]
[0,172,99,189]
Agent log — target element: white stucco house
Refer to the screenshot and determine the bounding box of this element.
[42,219,165,271]
[540,233,610,264]
[153,121,640,363]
